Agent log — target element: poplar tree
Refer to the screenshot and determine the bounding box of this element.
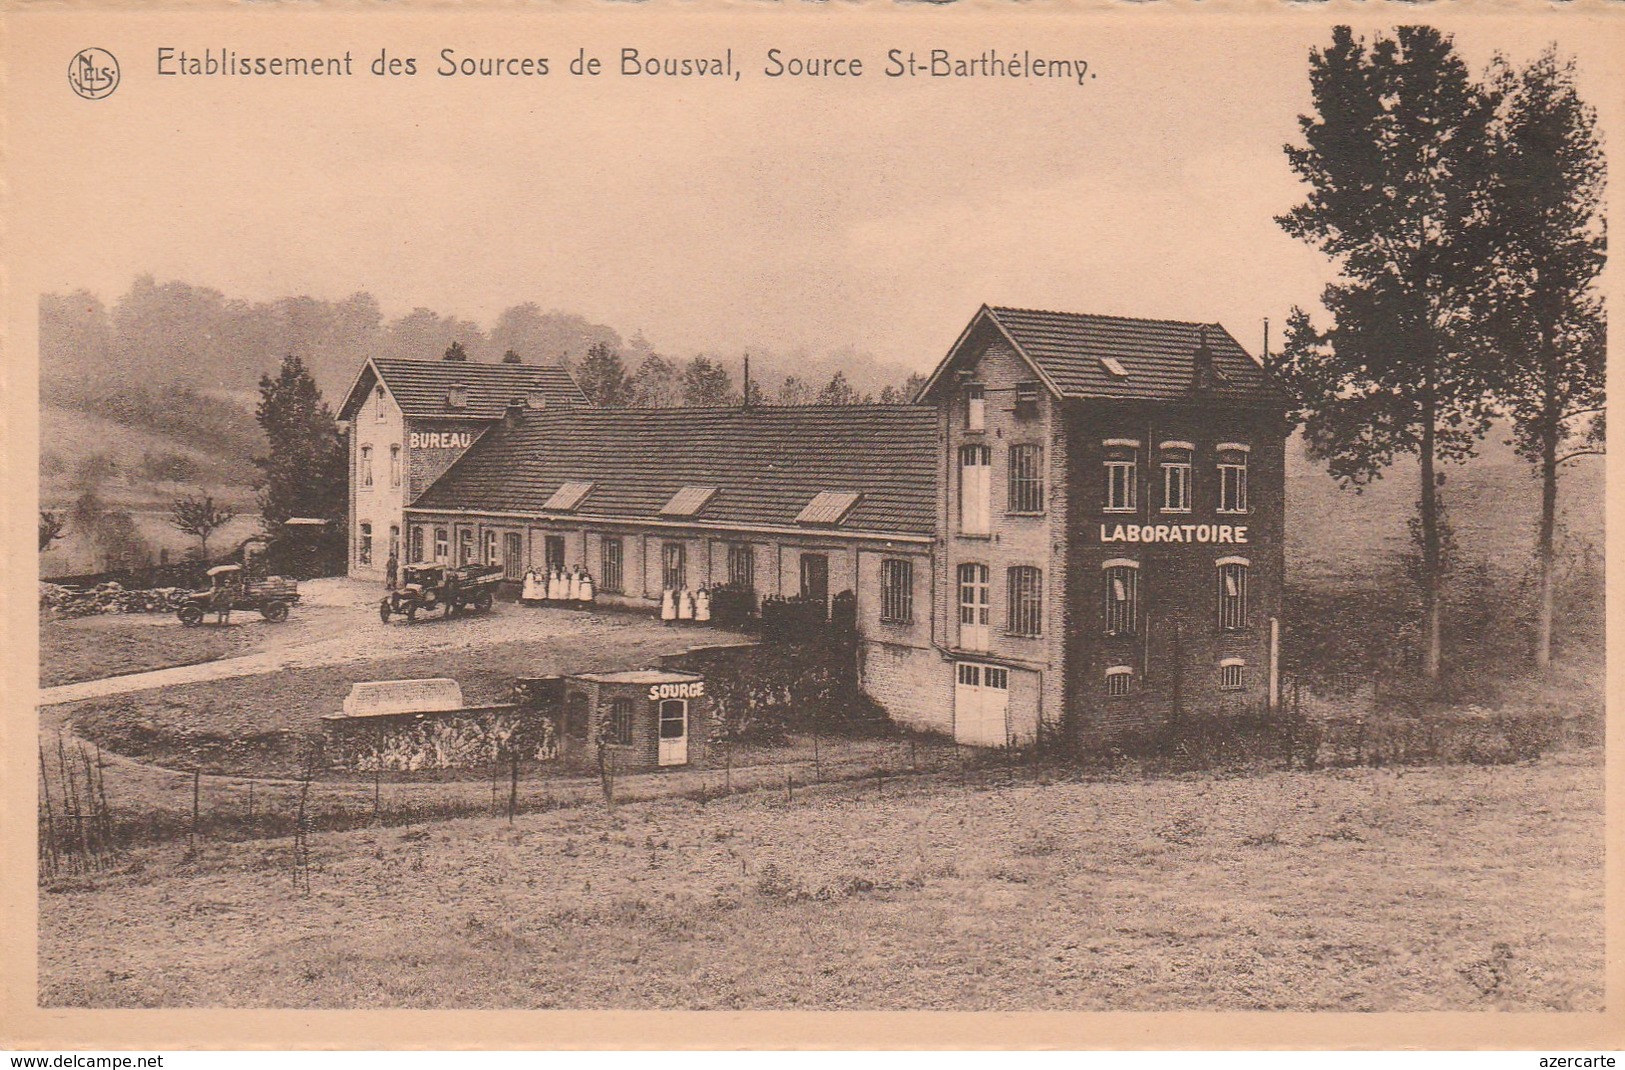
[1276,26,1499,681]
[575,341,634,407]
[255,355,347,539]
[1478,47,1606,669]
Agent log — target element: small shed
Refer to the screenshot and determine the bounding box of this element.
[562,669,709,771]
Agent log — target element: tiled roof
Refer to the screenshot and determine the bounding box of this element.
[410,405,940,538]
[944,306,1284,404]
[339,359,587,420]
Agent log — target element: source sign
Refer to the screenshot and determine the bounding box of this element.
[648,681,704,701]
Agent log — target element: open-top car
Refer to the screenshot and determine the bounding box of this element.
[176,564,300,626]
[380,562,502,622]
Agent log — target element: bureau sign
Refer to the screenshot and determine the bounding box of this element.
[409,431,475,450]
[649,681,705,701]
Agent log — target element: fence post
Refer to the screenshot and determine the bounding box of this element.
[786,771,793,804]
[509,755,519,825]
[191,769,201,852]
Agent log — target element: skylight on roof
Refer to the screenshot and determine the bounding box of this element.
[1100,357,1129,378]
[660,486,718,517]
[543,481,594,512]
[797,490,861,526]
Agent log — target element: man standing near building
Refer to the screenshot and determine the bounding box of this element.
[385,549,399,591]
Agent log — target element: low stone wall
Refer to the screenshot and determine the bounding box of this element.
[321,704,559,772]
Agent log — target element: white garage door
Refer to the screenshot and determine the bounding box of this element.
[954,662,1009,747]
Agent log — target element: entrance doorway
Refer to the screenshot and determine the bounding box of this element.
[799,553,829,615]
[657,699,689,766]
[544,535,566,573]
[954,662,1010,747]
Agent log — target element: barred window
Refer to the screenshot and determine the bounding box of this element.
[360,446,373,487]
[1218,559,1249,631]
[390,445,402,488]
[1220,660,1246,691]
[1218,445,1249,513]
[879,559,913,624]
[1006,566,1043,637]
[410,525,425,563]
[1159,443,1192,513]
[662,542,687,591]
[1009,444,1045,513]
[433,527,448,562]
[1106,666,1133,698]
[608,697,636,745]
[484,529,498,565]
[600,537,624,593]
[1104,561,1139,636]
[727,542,755,590]
[358,522,372,566]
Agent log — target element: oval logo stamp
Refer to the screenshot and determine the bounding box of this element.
[69,48,120,99]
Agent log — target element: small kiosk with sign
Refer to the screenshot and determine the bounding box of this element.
[560,669,710,772]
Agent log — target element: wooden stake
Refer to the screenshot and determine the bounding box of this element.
[191,769,201,851]
[509,755,519,825]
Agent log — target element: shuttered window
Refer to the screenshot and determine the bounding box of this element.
[1006,566,1043,637]
[959,443,992,535]
[609,697,636,745]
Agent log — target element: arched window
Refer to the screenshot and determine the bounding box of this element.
[1102,439,1139,513]
[1217,557,1250,631]
[1106,665,1133,698]
[1103,559,1139,636]
[375,383,387,421]
[1219,658,1246,691]
[1158,441,1193,513]
[1217,443,1250,514]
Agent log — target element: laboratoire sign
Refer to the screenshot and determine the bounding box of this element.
[1098,523,1249,545]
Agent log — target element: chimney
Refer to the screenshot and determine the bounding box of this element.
[1192,326,1217,393]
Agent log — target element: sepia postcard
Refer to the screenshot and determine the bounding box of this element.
[2,0,1622,1052]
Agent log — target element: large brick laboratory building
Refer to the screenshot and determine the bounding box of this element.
[339,306,1289,748]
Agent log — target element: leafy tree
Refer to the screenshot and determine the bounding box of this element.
[69,487,105,539]
[501,349,523,364]
[254,355,347,548]
[1478,47,1606,669]
[816,371,861,405]
[901,373,929,402]
[631,353,681,408]
[72,452,118,491]
[94,509,149,572]
[680,356,733,406]
[777,375,815,406]
[576,341,634,407]
[39,510,65,553]
[443,340,469,362]
[168,492,236,561]
[1275,26,1499,681]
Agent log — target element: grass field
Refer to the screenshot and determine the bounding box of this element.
[39,616,262,688]
[37,752,1602,1011]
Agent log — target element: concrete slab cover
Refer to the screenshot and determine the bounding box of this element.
[342,677,464,717]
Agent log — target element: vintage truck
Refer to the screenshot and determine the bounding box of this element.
[379,563,502,622]
[176,564,300,625]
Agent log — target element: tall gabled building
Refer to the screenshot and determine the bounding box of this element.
[911,306,1290,747]
[335,358,586,580]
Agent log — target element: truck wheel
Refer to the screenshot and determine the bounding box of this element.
[379,600,393,623]
[406,605,418,622]
[262,601,290,623]
[474,590,494,612]
[178,604,205,627]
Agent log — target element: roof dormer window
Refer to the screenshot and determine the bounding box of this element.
[660,485,718,517]
[796,490,861,526]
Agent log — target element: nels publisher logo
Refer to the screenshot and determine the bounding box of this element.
[69,48,120,99]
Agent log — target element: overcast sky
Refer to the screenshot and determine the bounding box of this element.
[13,10,1616,374]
